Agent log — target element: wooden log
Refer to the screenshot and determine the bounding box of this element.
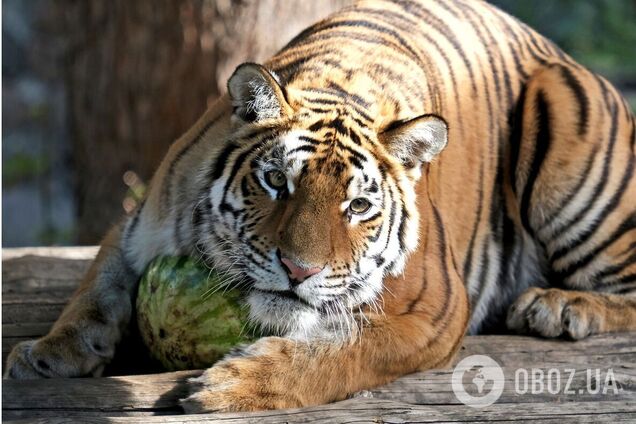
[1,248,93,364]
[2,249,93,299]
[4,358,634,408]
[3,354,634,420]
[2,246,99,261]
[2,370,199,420]
[7,398,636,423]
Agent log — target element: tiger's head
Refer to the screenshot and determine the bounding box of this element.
[204,63,447,338]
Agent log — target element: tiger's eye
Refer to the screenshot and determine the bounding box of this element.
[349,198,371,214]
[265,170,287,190]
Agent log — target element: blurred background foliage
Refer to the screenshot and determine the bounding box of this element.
[2,0,635,247]
[492,0,636,108]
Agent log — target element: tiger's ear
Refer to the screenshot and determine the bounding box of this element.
[379,114,448,178]
[227,63,292,124]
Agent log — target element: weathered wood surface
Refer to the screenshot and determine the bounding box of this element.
[3,248,96,367]
[9,400,636,423]
[3,353,635,420]
[3,248,636,423]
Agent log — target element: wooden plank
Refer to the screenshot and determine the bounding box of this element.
[368,364,634,404]
[7,399,636,423]
[2,361,632,411]
[2,323,54,339]
[2,249,92,365]
[3,354,634,419]
[462,332,635,353]
[5,329,633,379]
[2,246,99,261]
[2,303,66,325]
[2,370,199,420]
[2,257,90,296]
[457,333,636,368]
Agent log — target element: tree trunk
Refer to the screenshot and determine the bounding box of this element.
[56,0,351,244]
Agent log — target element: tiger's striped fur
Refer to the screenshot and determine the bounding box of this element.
[6,0,635,413]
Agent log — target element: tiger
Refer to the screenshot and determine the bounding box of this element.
[5,0,636,414]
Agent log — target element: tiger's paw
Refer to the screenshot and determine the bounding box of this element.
[506,287,601,340]
[4,324,116,379]
[180,337,304,413]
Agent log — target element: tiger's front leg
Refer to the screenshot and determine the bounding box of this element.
[182,224,470,413]
[182,312,467,413]
[5,225,139,378]
[4,100,229,379]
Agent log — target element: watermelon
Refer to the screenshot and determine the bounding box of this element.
[136,256,256,371]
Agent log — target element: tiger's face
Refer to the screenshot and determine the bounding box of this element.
[204,64,447,338]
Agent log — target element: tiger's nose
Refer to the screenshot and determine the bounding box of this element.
[278,254,323,285]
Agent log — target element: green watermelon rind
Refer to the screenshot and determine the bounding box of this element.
[136,256,255,371]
